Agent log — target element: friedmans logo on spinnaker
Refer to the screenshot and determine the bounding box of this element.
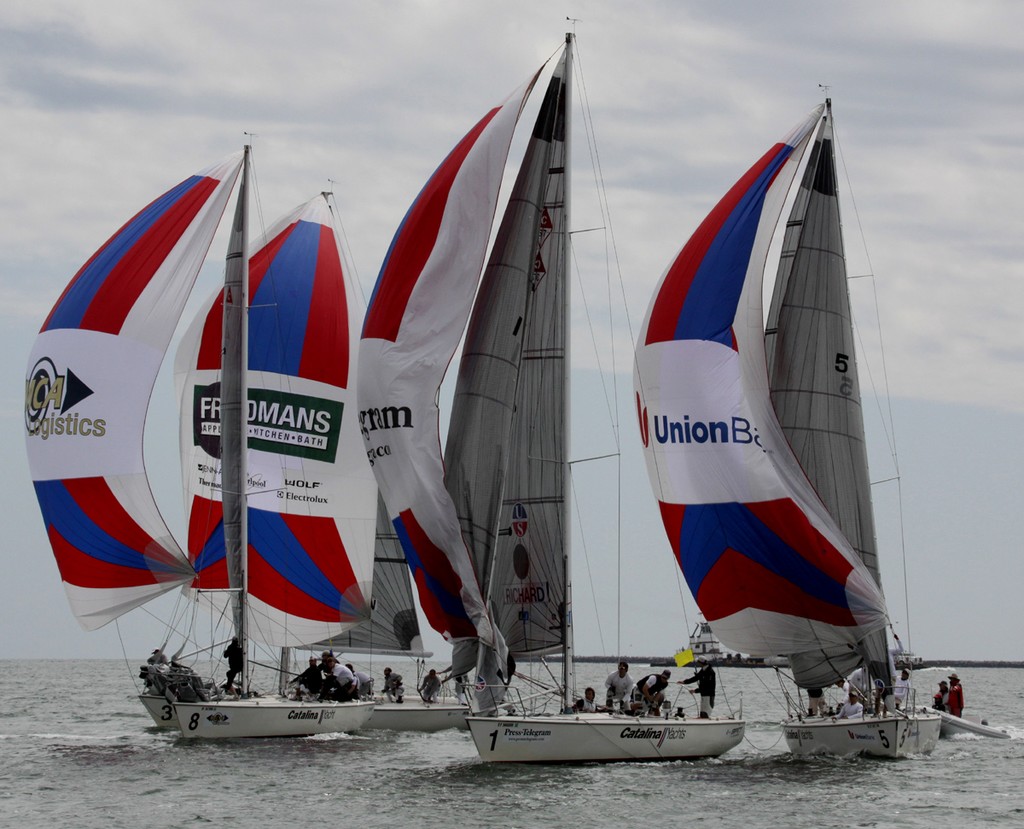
[193,383,343,462]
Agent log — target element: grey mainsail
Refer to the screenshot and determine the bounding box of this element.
[765,101,889,688]
[326,496,429,657]
[444,41,572,702]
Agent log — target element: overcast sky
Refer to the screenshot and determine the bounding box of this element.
[2,1,1022,663]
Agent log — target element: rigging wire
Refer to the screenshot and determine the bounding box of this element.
[568,462,606,655]
[833,111,915,650]
[571,34,632,657]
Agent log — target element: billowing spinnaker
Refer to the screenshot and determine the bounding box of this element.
[634,107,888,660]
[358,72,539,645]
[25,155,243,630]
[176,196,377,648]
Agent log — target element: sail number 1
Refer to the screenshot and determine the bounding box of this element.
[835,353,853,397]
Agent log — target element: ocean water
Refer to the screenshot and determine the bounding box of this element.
[2,660,1022,828]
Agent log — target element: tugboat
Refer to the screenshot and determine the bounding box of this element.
[689,619,726,662]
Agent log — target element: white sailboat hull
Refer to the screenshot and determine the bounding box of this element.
[783,712,941,757]
[139,694,179,729]
[172,699,375,739]
[364,698,469,731]
[936,709,1009,739]
[466,713,745,763]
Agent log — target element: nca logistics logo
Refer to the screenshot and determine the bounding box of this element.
[636,393,763,452]
[193,383,342,463]
[358,404,412,466]
[25,357,107,441]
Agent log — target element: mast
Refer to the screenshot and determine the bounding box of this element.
[560,30,575,712]
[221,145,250,692]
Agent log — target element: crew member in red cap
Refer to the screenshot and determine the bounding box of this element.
[946,672,965,718]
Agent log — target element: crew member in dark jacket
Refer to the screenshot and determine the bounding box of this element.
[292,656,323,697]
[682,657,716,718]
[224,637,243,694]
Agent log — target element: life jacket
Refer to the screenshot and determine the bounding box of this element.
[947,684,964,713]
[637,674,668,696]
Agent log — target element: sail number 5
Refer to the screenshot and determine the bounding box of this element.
[835,353,853,397]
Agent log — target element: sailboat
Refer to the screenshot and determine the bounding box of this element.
[359,33,745,763]
[25,150,376,738]
[633,100,941,758]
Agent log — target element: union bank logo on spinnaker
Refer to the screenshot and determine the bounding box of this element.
[637,395,764,453]
[192,383,342,463]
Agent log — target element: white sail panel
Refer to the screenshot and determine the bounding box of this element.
[26,330,163,482]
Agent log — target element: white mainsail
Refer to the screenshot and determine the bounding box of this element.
[764,103,891,686]
[443,48,573,705]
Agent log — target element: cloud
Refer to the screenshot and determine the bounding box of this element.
[2,0,1023,661]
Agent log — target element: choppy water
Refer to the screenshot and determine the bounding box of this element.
[2,660,1022,827]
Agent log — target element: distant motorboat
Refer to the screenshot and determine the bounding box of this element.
[894,651,925,671]
[688,620,725,661]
